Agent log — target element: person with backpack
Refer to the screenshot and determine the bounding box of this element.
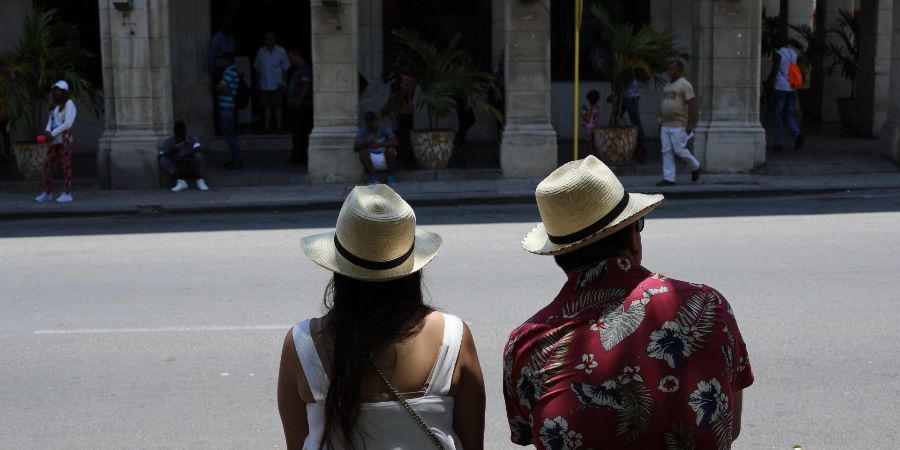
[215,52,243,169]
[767,35,805,152]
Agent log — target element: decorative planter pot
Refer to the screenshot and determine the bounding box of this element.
[410,129,455,169]
[12,141,47,180]
[592,126,638,166]
[837,97,855,129]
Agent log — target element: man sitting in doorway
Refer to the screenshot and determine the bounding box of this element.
[159,121,209,192]
[355,111,398,185]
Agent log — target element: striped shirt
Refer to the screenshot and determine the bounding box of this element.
[218,65,239,109]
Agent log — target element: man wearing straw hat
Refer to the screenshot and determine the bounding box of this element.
[503,155,753,449]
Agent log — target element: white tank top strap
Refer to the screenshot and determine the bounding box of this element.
[425,313,464,397]
[293,319,328,403]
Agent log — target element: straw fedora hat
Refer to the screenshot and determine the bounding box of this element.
[522,155,664,256]
[301,184,442,281]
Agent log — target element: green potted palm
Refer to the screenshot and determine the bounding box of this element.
[386,29,502,169]
[789,23,825,122]
[826,9,859,129]
[0,9,102,179]
[590,4,685,165]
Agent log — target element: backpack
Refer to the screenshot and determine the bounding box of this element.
[784,49,804,89]
[234,73,251,109]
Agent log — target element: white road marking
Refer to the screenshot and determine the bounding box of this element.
[33,325,290,335]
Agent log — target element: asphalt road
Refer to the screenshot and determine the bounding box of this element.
[2,190,899,449]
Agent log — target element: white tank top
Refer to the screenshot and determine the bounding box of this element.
[293,313,465,450]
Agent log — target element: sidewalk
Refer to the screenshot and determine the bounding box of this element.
[2,170,898,220]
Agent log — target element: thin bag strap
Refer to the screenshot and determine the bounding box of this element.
[426,313,464,396]
[293,320,328,402]
[370,361,446,450]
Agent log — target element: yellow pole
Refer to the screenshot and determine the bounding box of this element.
[573,0,583,161]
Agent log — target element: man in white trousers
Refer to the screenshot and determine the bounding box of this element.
[657,60,701,186]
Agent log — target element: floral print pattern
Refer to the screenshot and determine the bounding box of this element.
[575,353,599,374]
[503,257,754,449]
[538,416,583,450]
[659,375,681,393]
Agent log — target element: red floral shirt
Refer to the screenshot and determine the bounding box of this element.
[503,257,754,450]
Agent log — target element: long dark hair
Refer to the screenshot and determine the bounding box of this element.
[320,271,431,449]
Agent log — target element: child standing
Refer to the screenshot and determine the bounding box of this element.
[581,90,601,156]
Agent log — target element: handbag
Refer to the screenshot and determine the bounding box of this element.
[369,360,446,450]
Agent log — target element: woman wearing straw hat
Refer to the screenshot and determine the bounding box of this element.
[278,184,486,450]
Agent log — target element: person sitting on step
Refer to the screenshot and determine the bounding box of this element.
[355,111,398,185]
[159,121,209,192]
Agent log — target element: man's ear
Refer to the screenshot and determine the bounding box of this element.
[628,222,642,260]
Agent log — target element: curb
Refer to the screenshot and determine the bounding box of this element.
[1,183,898,221]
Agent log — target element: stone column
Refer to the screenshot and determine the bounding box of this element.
[691,0,766,173]
[97,0,174,189]
[855,0,893,137]
[500,0,556,178]
[879,1,900,163]
[308,0,359,183]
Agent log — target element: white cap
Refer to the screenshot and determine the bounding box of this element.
[52,80,69,92]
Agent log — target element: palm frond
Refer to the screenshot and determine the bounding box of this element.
[527,324,577,381]
[674,292,718,354]
[0,9,102,137]
[388,29,502,130]
[616,380,653,443]
[663,422,697,450]
[562,287,626,319]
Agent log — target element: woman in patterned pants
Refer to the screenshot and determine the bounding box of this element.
[35,80,77,203]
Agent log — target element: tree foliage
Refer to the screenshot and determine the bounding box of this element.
[590,3,687,126]
[826,9,859,98]
[0,9,102,138]
[386,29,502,131]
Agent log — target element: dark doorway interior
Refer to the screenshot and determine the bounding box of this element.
[210,0,311,62]
[210,0,311,133]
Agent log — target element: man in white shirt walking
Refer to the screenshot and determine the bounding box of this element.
[254,31,290,132]
[657,60,701,187]
[766,35,805,152]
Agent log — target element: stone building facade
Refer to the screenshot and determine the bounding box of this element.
[1,0,897,189]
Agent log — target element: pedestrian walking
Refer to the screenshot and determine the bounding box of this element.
[254,31,290,132]
[657,60,701,186]
[767,35,805,152]
[35,80,76,203]
[581,90,601,156]
[278,184,486,450]
[504,155,753,449]
[216,52,243,169]
[287,48,312,166]
[158,121,209,192]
